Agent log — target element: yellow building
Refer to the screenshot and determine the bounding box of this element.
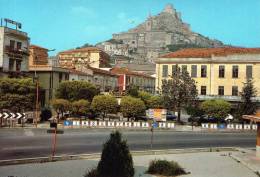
[155,47,260,102]
[58,47,110,69]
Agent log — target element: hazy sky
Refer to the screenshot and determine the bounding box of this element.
[1,0,260,55]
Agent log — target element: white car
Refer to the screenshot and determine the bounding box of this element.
[225,114,233,122]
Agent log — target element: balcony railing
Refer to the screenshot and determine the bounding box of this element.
[5,45,29,56]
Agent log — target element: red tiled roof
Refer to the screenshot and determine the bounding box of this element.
[161,47,260,58]
[29,45,48,50]
[68,69,92,76]
[59,47,103,54]
[111,67,154,79]
[89,67,118,77]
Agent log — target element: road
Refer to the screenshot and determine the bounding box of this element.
[0,128,256,160]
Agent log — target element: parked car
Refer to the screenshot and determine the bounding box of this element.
[166,112,177,121]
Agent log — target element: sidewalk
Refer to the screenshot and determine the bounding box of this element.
[230,148,260,174]
[0,151,257,177]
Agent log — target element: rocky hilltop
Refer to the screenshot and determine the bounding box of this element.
[97,4,224,70]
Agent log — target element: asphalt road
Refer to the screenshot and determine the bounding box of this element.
[0,128,256,160]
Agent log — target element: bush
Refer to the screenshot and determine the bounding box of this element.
[147,159,186,176]
[201,99,231,120]
[91,95,118,119]
[85,131,134,177]
[120,96,146,120]
[40,107,52,121]
[71,99,90,116]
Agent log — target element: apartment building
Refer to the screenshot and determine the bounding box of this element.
[155,47,260,102]
[0,19,30,77]
[110,67,155,93]
[58,47,110,69]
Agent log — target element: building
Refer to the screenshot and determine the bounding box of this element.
[110,67,155,93]
[69,68,93,83]
[28,45,70,106]
[58,47,110,69]
[89,67,118,92]
[0,19,30,77]
[155,47,260,102]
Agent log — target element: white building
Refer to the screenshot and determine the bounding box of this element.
[0,19,30,77]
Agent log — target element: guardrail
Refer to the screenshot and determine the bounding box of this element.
[201,123,257,131]
[64,120,175,129]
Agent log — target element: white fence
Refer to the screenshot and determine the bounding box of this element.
[65,121,175,129]
[201,123,257,131]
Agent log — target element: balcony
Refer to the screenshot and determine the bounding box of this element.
[5,45,29,57]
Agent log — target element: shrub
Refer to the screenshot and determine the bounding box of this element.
[91,95,118,119]
[201,99,231,119]
[84,168,99,177]
[120,96,146,120]
[147,159,186,176]
[40,107,52,121]
[71,99,90,116]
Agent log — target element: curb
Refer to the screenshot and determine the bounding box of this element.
[0,147,237,166]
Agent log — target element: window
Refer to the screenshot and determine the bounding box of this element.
[218,86,224,96]
[172,65,177,76]
[219,65,225,78]
[191,65,197,78]
[59,73,63,83]
[232,65,239,78]
[201,65,207,78]
[9,58,14,71]
[16,60,21,71]
[17,42,22,50]
[182,65,187,73]
[162,65,168,77]
[10,40,15,50]
[246,65,252,79]
[232,86,238,96]
[201,86,206,95]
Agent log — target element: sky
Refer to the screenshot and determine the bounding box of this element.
[1,0,260,55]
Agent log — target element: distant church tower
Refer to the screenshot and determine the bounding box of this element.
[145,11,152,31]
[163,4,175,14]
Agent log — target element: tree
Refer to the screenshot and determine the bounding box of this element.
[137,91,164,109]
[51,99,70,122]
[71,99,90,116]
[126,85,139,97]
[200,99,231,120]
[0,78,36,112]
[97,131,134,177]
[91,95,118,119]
[162,65,198,122]
[236,79,257,119]
[120,96,146,120]
[55,81,99,102]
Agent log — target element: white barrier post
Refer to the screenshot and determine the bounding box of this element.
[159,122,166,128]
[167,122,175,128]
[252,124,257,130]
[73,121,80,126]
[98,121,106,127]
[244,124,251,130]
[227,124,234,129]
[89,121,97,127]
[142,122,149,128]
[107,121,115,127]
[235,124,243,130]
[116,122,124,127]
[81,121,89,127]
[124,122,132,128]
[133,122,141,128]
[201,123,209,129]
[210,124,217,129]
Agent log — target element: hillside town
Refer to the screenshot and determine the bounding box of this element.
[0,2,260,177]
